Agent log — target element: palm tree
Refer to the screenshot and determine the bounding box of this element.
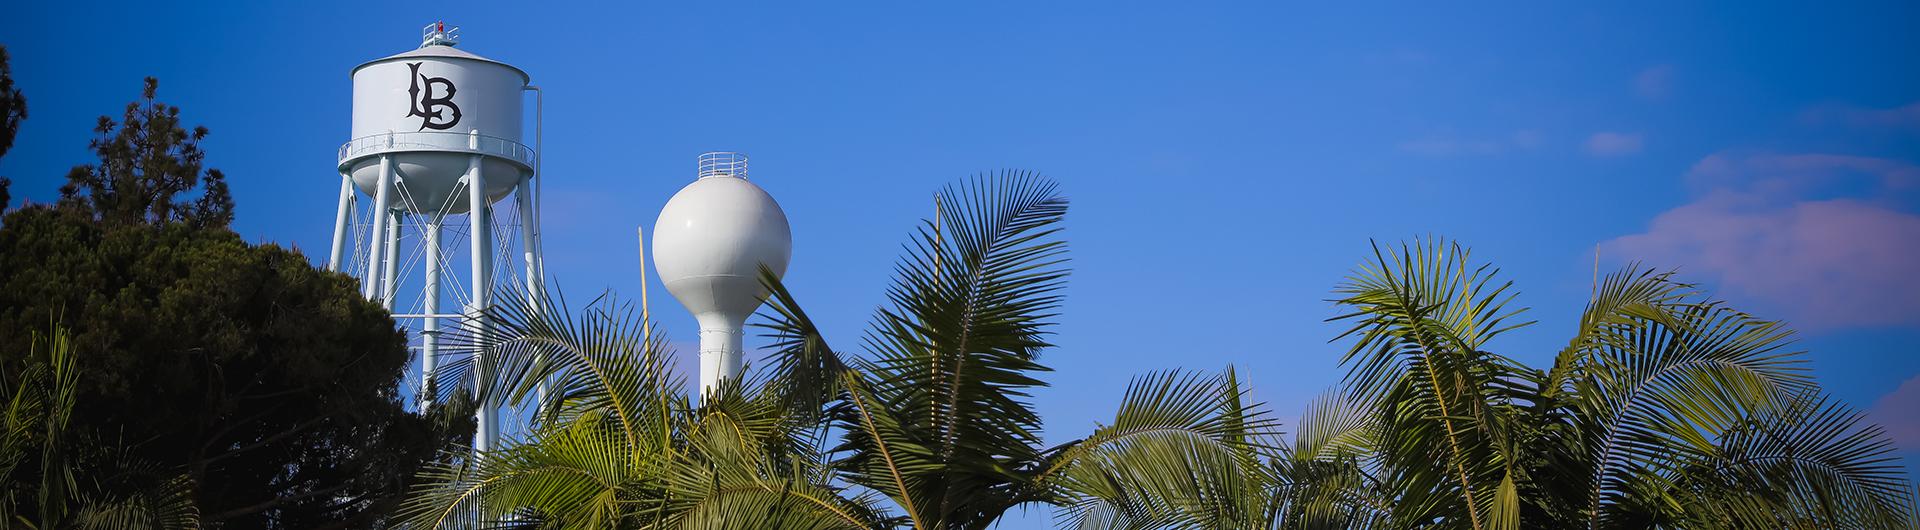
[751,172,1076,529]
[398,172,1912,529]
[755,173,1298,530]
[395,294,893,528]
[400,172,1267,528]
[0,325,198,529]
[1047,368,1286,529]
[1058,239,1917,529]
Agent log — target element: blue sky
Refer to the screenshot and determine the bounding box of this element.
[5,2,1918,526]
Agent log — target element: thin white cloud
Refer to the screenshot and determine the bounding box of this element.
[1398,138,1501,156]
[1584,132,1644,156]
[1801,101,1920,129]
[1397,130,1544,157]
[1634,65,1674,100]
[1510,129,1543,149]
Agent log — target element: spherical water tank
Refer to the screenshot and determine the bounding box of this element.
[339,27,531,214]
[653,153,792,392]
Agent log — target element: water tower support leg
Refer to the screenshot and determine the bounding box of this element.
[422,217,441,409]
[382,212,403,310]
[698,320,745,399]
[328,171,355,272]
[515,178,546,410]
[466,154,496,453]
[363,156,393,299]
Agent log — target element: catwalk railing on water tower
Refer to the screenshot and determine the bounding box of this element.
[338,131,537,170]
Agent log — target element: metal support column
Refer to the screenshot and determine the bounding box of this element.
[382,212,403,310]
[328,172,355,272]
[524,85,546,282]
[466,150,496,453]
[421,217,442,409]
[515,177,545,409]
[362,156,393,299]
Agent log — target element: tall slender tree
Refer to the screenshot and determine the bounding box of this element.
[0,43,27,209]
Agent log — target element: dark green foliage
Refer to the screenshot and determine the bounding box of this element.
[0,205,466,528]
[764,172,1074,530]
[1,325,200,529]
[0,77,465,528]
[0,45,22,159]
[0,44,26,208]
[57,77,230,229]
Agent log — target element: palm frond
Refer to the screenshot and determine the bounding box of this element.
[826,170,1070,528]
[1330,238,1531,400]
[70,472,198,530]
[1569,301,1815,528]
[1266,387,1390,529]
[1290,388,1378,464]
[1050,369,1282,530]
[1666,395,1915,528]
[437,284,682,454]
[1329,238,1532,530]
[407,282,895,529]
[396,410,642,528]
[666,399,896,530]
[754,265,851,426]
[1539,266,1693,402]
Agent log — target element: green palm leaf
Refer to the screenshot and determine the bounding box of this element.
[437,287,679,455]
[758,170,1070,529]
[1050,369,1282,530]
[1330,238,1531,530]
[1676,395,1915,528]
[1568,301,1813,528]
[405,284,893,529]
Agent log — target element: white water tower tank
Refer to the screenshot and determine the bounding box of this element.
[653,152,793,396]
[340,23,531,213]
[327,22,544,455]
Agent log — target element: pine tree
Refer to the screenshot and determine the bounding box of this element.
[58,77,230,228]
[0,44,27,208]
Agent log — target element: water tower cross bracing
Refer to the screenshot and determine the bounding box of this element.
[326,22,542,453]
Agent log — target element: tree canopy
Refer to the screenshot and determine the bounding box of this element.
[0,76,464,528]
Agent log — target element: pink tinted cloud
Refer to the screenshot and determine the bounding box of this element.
[1868,373,1920,448]
[1585,132,1644,156]
[1682,153,1920,198]
[1601,153,1920,331]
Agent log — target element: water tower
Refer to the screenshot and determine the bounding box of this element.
[654,152,793,396]
[326,22,542,452]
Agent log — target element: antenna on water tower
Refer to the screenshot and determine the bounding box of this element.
[326,22,544,454]
[422,21,459,47]
[653,152,793,398]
